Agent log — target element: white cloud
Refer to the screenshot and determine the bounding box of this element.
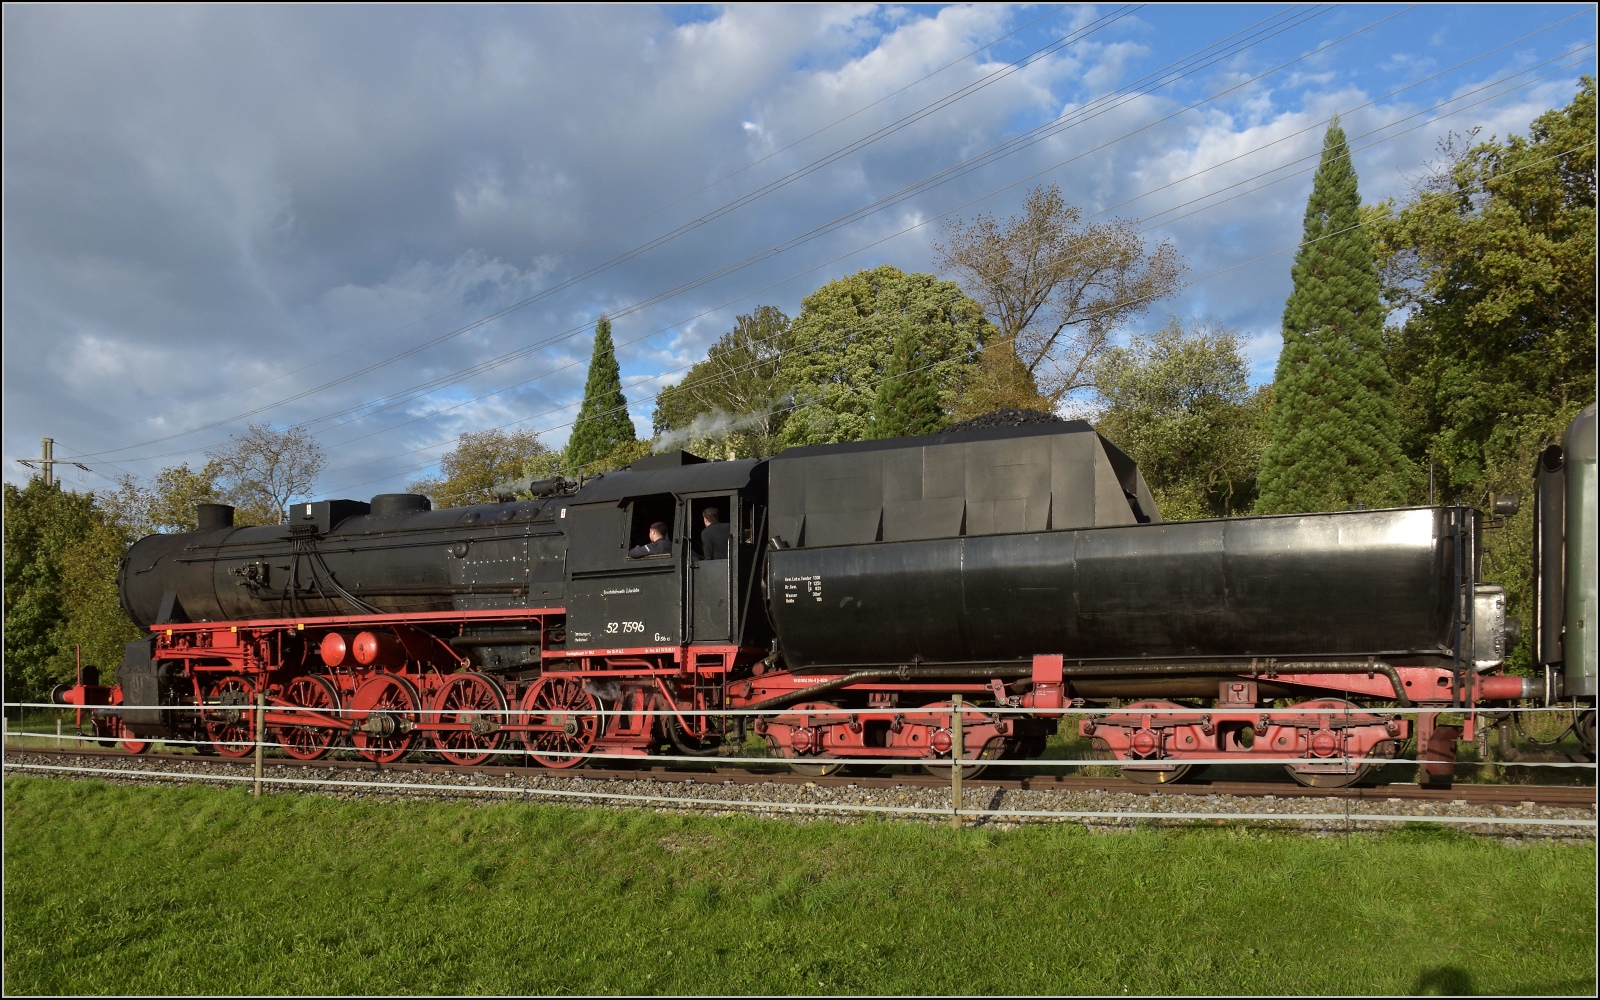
[3,4,1592,492]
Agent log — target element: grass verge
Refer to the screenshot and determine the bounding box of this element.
[4,775,1595,995]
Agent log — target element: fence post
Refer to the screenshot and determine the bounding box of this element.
[950,694,963,830]
[253,691,266,799]
[57,718,63,745]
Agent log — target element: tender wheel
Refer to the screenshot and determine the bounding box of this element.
[785,757,848,777]
[1118,762,1199,785]
[348,674,421,764]
[519,676,601,768]
[920,745,1004,780]
[916,700,1003,779]
[1281,698,1386,788]
[430,672,508,767]
[1286,768,1368,789]
[1093,736,1199,784]
[769,701,848,776]
[1089,700,1203,784]
[202,676,257,758]
[274,675,342,761]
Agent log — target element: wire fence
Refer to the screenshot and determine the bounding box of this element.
[4,761,1594,832]
[5,699,1593,833]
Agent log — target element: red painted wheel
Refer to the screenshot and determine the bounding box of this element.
[519,676,600,768]
[914,700,1005,780]
[770,701,848,777]
[348,674,422,764]
[1092,700,1201,785]
[1281,698,1386,788]
[117,718,151,755]
[429,672,508,767]
[202,676,257,758]
[274,675,342,761]
[96,716,152,754]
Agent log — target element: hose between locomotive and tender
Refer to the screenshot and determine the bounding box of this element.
[755,661,1413,710]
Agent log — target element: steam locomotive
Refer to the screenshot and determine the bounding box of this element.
[57,406,1598,786]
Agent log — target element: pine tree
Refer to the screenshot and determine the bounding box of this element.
[872,319,948,438]
[565,315,637,471]
[1255,119,1413,513]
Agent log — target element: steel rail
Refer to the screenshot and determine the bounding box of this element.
[6,746,1592,808]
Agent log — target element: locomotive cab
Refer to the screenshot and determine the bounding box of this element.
[560,455,769,652]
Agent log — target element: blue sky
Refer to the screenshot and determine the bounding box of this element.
[3,3,1593,500]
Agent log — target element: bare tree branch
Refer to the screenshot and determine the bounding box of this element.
[934,184,1186,409]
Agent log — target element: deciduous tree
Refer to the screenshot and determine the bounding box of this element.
[409,429,556,508]
[207,424,326,524]
[934,184,1184,414]
[653,306,792,459]
[1373,78,1595,674]
[2,479,138,696]
[777,266,989,447]
[1094,319,1270,519]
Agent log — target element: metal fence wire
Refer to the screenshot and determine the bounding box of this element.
[4,700,1594,832]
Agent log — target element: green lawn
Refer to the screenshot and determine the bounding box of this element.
[3,776,1593,995]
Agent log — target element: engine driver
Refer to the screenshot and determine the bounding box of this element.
[628,522,672,558]
[699,507,730,560]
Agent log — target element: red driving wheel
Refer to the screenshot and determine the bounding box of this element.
[429,672,508,767]
[273,675,342,761]
[518,676,601,768]
[202,675,258,758]
[347,673,422,764]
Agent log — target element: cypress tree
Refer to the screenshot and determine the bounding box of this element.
[1255,119,1412,513]
[873,319,948,438]
[565,315,637,470]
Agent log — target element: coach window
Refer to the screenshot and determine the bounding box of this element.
[627,494,677,557]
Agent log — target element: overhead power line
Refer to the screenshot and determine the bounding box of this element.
[108,23,1589,489]
[120,17,1590,487]
[80,5,1145,456]
[102,5,1076,432]
[316,126,1597,494]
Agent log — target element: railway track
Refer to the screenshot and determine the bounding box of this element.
[7,744,1594,808]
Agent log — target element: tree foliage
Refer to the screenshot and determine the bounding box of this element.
[1374,78,1595,499]
[1095,320,1270,519]
[1373,78,1596,674]
[653,306,793,459]
[3,479,139,697]
[872,317,949,439]
[777,266,990,447]
[206,423,327,524]
[566,315,637,471]
[101,461,232,537]
[1256,119,1414,513]
[409,429,556,508]
[934,184,1185,413]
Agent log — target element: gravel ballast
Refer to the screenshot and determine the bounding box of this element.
[6,751,1593,842]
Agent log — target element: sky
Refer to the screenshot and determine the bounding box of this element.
[3,3,1594,502]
